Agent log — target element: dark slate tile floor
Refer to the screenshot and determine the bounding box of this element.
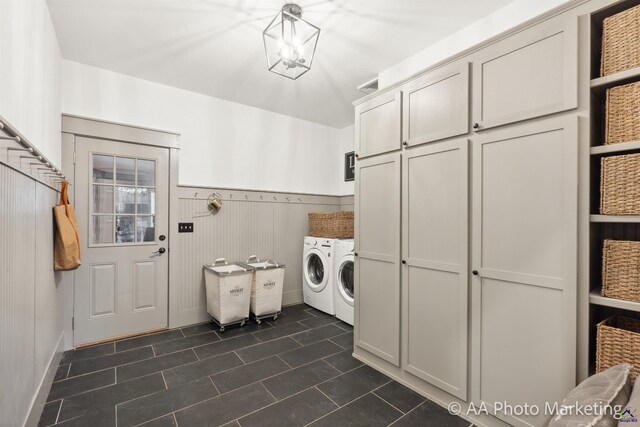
[39,304,471,427]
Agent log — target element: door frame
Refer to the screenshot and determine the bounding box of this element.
[61,115,181,349]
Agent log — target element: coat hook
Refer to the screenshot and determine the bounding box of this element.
[286,197,290,202]
[260,195,263,200]
[245,195,248,200]
[194,192,198,197]
[298,198,302,202]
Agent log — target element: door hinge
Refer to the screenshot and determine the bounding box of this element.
[72,317,75,330]
[73,151,76,165]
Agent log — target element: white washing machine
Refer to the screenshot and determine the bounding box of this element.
[334,239,354,325]
[302,236,335,315]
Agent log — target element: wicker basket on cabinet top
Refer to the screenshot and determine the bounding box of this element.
[605,82,640,145]
[600,153,640,215]
[601,4,640,77]
[596,316,640,384]
[602,239,640,303]
[308,211,354,239]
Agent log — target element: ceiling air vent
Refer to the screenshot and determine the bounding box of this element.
[357,77,378,95]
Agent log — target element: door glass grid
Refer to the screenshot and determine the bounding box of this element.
[91,154,156,245]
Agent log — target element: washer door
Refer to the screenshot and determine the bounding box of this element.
[338,257,354,306]
[304,248,328,292]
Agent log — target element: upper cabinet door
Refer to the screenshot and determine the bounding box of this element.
[402,62,470,147]
[472,17,577,131]
[355,91,402,158]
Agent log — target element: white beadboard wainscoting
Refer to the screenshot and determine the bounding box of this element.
[169,185,354,328]
[0,163,65,427]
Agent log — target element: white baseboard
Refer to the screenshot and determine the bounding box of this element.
[24,332,64,427]
[282,289,303,306]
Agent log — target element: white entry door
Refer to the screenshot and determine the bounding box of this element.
[73,137,169,345]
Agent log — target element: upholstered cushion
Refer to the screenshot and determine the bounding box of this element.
[547,364,632,427]
[619,375,640,426]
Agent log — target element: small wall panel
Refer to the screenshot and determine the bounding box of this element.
[90,264,116,317]
[134,261,157,310]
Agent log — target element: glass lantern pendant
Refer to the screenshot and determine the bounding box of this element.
[263,4,320,80]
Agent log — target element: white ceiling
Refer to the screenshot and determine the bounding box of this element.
[47,0,515,128]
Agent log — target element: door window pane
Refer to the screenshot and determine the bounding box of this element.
[136,188,155,214]
[91,152,159,246]
[115,216,135,243]
[137,159,155,186]
[92,185,114,214]
[92,216,114,244]
[116,157,135,185]
[93,155,113,183]
[115,186,136,214]
[137,216,155,242]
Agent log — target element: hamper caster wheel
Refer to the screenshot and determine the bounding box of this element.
[219,326,225,333]
[273,314,278,321]
[256,318,262,325]
[240,320,246,327]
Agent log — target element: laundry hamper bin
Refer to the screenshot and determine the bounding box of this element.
[245,255,286,324]
[203,258,254,332]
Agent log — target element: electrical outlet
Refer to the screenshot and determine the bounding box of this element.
[178,222,194,233]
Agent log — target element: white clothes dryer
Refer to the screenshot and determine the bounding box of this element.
[302,236,336,315]
[334,239,354,325]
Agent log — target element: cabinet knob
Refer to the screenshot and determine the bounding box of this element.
[472,270,479,276]
[355,153,359,159]
[354,252,358,257]
[402,141,408,146]
[473,123,480,130]
[401,260,407,265]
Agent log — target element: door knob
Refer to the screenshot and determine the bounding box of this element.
[401,260,407,264]
[472,270,479,276]
[473,123,480,130]
[354,252,358,257]
[159,235,166,241]
[153,247,166,255]
[403,141,408,146]
[355,153,359,159]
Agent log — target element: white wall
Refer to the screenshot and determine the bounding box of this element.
[62,61,347,195]
[377,0,573,88]
[0,0,62,165]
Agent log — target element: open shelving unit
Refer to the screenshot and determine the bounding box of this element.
[588,0,640,376]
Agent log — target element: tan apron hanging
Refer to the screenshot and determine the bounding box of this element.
[53,181,81,271]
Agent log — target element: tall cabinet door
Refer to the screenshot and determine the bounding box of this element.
[471,117,577,427]
[355,91,402,158]
[402,139,469,400]
[355,152,401,366]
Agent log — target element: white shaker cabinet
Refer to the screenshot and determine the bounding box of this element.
[355,91,402,159]
[401,139,469,400]
[402,62,470,147]
[472,18,577,131]
[471,117,577,427]
[354,152,401,366]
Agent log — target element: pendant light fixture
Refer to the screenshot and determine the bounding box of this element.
[262,4,320,80]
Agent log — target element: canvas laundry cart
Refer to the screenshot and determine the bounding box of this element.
[203,258,254,332]
[245,256,286,323]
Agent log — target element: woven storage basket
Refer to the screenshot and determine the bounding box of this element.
[600,153,640,214]
[308,211,354,239]
[602,239,640,303]
[605,82,640,145]
[596,316,640,384]
[601,4,640,76]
